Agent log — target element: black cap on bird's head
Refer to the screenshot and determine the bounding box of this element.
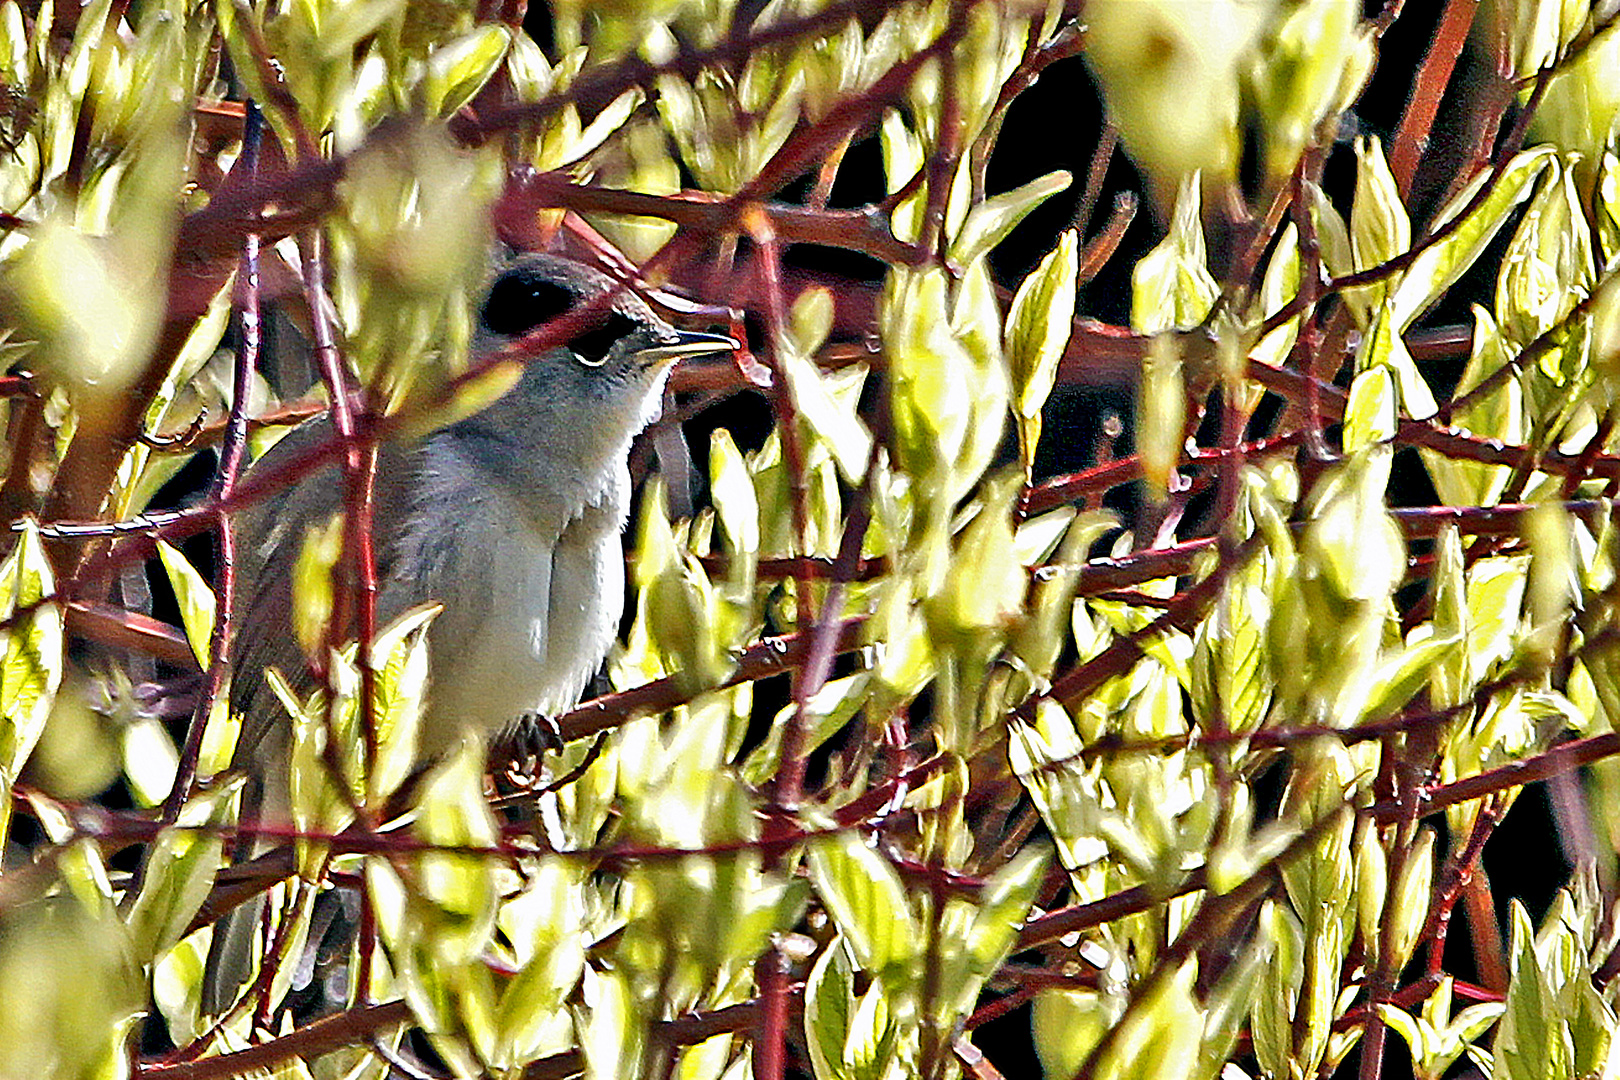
[475,253,735,378]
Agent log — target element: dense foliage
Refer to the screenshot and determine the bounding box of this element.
[3,1,1620,1079]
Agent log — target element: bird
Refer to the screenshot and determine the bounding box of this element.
[200,250,735,1015]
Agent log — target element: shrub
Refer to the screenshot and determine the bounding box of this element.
[2,2,1620,1079]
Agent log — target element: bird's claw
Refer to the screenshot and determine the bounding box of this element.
[512,711,564,759]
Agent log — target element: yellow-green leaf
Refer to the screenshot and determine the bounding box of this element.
[157,540,216,670]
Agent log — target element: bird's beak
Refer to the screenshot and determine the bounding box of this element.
[638,329,739,368]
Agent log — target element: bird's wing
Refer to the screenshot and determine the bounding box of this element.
[204,419,422,1016]
[226,418,421,797]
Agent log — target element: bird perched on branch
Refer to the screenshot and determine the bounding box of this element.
[201,251,735,1015]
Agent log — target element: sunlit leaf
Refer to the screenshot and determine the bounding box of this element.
[127,782,238,961]
[806,831,917,986]
[0,520,63,843]
[422,25,511,117]
[1390,147,1555,331]
[156,540,216,670]
[950,169,1072,268]
[1005,229,1078,475]
[1132,175,1219,332]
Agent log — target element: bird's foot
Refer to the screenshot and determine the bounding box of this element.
[510,711,565,760]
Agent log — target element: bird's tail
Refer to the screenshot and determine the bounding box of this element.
[200,892,268,1017]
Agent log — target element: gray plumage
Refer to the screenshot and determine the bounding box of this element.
[201,252,731,1015]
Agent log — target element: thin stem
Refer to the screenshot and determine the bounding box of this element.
[1071,123,1118,239]
[162,99,265,824]
[1387,0,1478,196]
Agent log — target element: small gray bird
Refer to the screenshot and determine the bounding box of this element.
[202,251,733,1014]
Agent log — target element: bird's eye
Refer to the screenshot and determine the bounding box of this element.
[569,311,639,366]
[479,271,575,337]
